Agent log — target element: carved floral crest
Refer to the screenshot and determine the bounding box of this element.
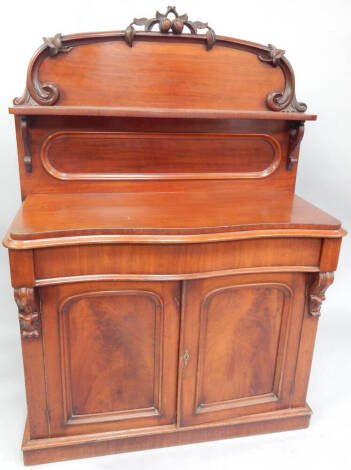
[125,6,216,49]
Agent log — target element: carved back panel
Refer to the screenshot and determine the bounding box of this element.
[19,39,288,110]
[15,4,306,113]
[12,6,311,197]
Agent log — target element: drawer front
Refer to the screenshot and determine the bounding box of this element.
[34,238,322,283]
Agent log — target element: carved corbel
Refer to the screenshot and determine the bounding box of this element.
[309,272,334,316]
[14,288,40,338]
[287,121,305,171]
[20,116,32,173]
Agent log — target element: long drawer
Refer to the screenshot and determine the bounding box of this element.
[33,237,322,283]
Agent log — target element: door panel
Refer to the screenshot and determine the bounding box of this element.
[179,272,306,426]
[42,281,180,436]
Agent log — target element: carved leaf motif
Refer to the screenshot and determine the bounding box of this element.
[43,33,63,56]
[259,44,285,67]
[206,29,216,50]
[133,17,148,26]
[156,11,165,19]
[43,33,73,57]
[125,25,135,47]
[191,21,209,30]
[268,44,285,60]
[124,7,215,49]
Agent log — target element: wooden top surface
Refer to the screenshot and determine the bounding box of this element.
[4,191,343,249]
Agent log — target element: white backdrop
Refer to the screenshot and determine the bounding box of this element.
[0,1,350,468]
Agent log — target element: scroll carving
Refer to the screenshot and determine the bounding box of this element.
[14,33,72,106]
[14,288,40,338]
[258,44,307,113]
[309,272,334,317]
[125,6,216,49]
[287,121,305,170]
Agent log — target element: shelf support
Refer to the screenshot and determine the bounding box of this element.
[20,116,32,173]
[287,121,305,171]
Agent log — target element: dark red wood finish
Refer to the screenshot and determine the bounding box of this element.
[3,6,344,465]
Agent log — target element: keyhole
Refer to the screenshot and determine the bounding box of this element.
[183,349,190,366]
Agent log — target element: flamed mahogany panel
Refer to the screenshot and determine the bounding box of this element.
[41,132,281,181]
[179,272,306,426]
[4,5,345,465]
[41,281,180,436]
[60,290,163,422]
[196,284,289,408]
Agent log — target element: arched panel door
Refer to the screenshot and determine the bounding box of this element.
[179,272,306,426]
[41,280,180,437]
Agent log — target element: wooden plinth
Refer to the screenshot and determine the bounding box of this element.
[22,406,312,465]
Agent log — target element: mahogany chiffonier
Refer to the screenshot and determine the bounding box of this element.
[3,6,345,465]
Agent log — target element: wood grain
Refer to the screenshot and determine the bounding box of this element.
[41,281,180,436]
[5,191,341,243]
[40,132,281,181]
[4,9,344,466]
[33,238,322,281]
[179,272,306,426]
[9,107,317,120]
[22,406,311,465]
[13,32,308,114]
[12,116,297,197]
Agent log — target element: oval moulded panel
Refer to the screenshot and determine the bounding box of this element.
[40,132,282,181]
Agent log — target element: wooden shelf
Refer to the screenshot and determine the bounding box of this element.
[4,191,343,249]
[8,106,317,121]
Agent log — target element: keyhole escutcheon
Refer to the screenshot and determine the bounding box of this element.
[183,349,190,366]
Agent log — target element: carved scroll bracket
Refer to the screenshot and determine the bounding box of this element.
[309,272,334,316]
[14,288,40,338]
[20,116,32,173]
[258,44,307,113]
[14,34,72,106]
[125,6,216,49]
[287,120,305,171]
